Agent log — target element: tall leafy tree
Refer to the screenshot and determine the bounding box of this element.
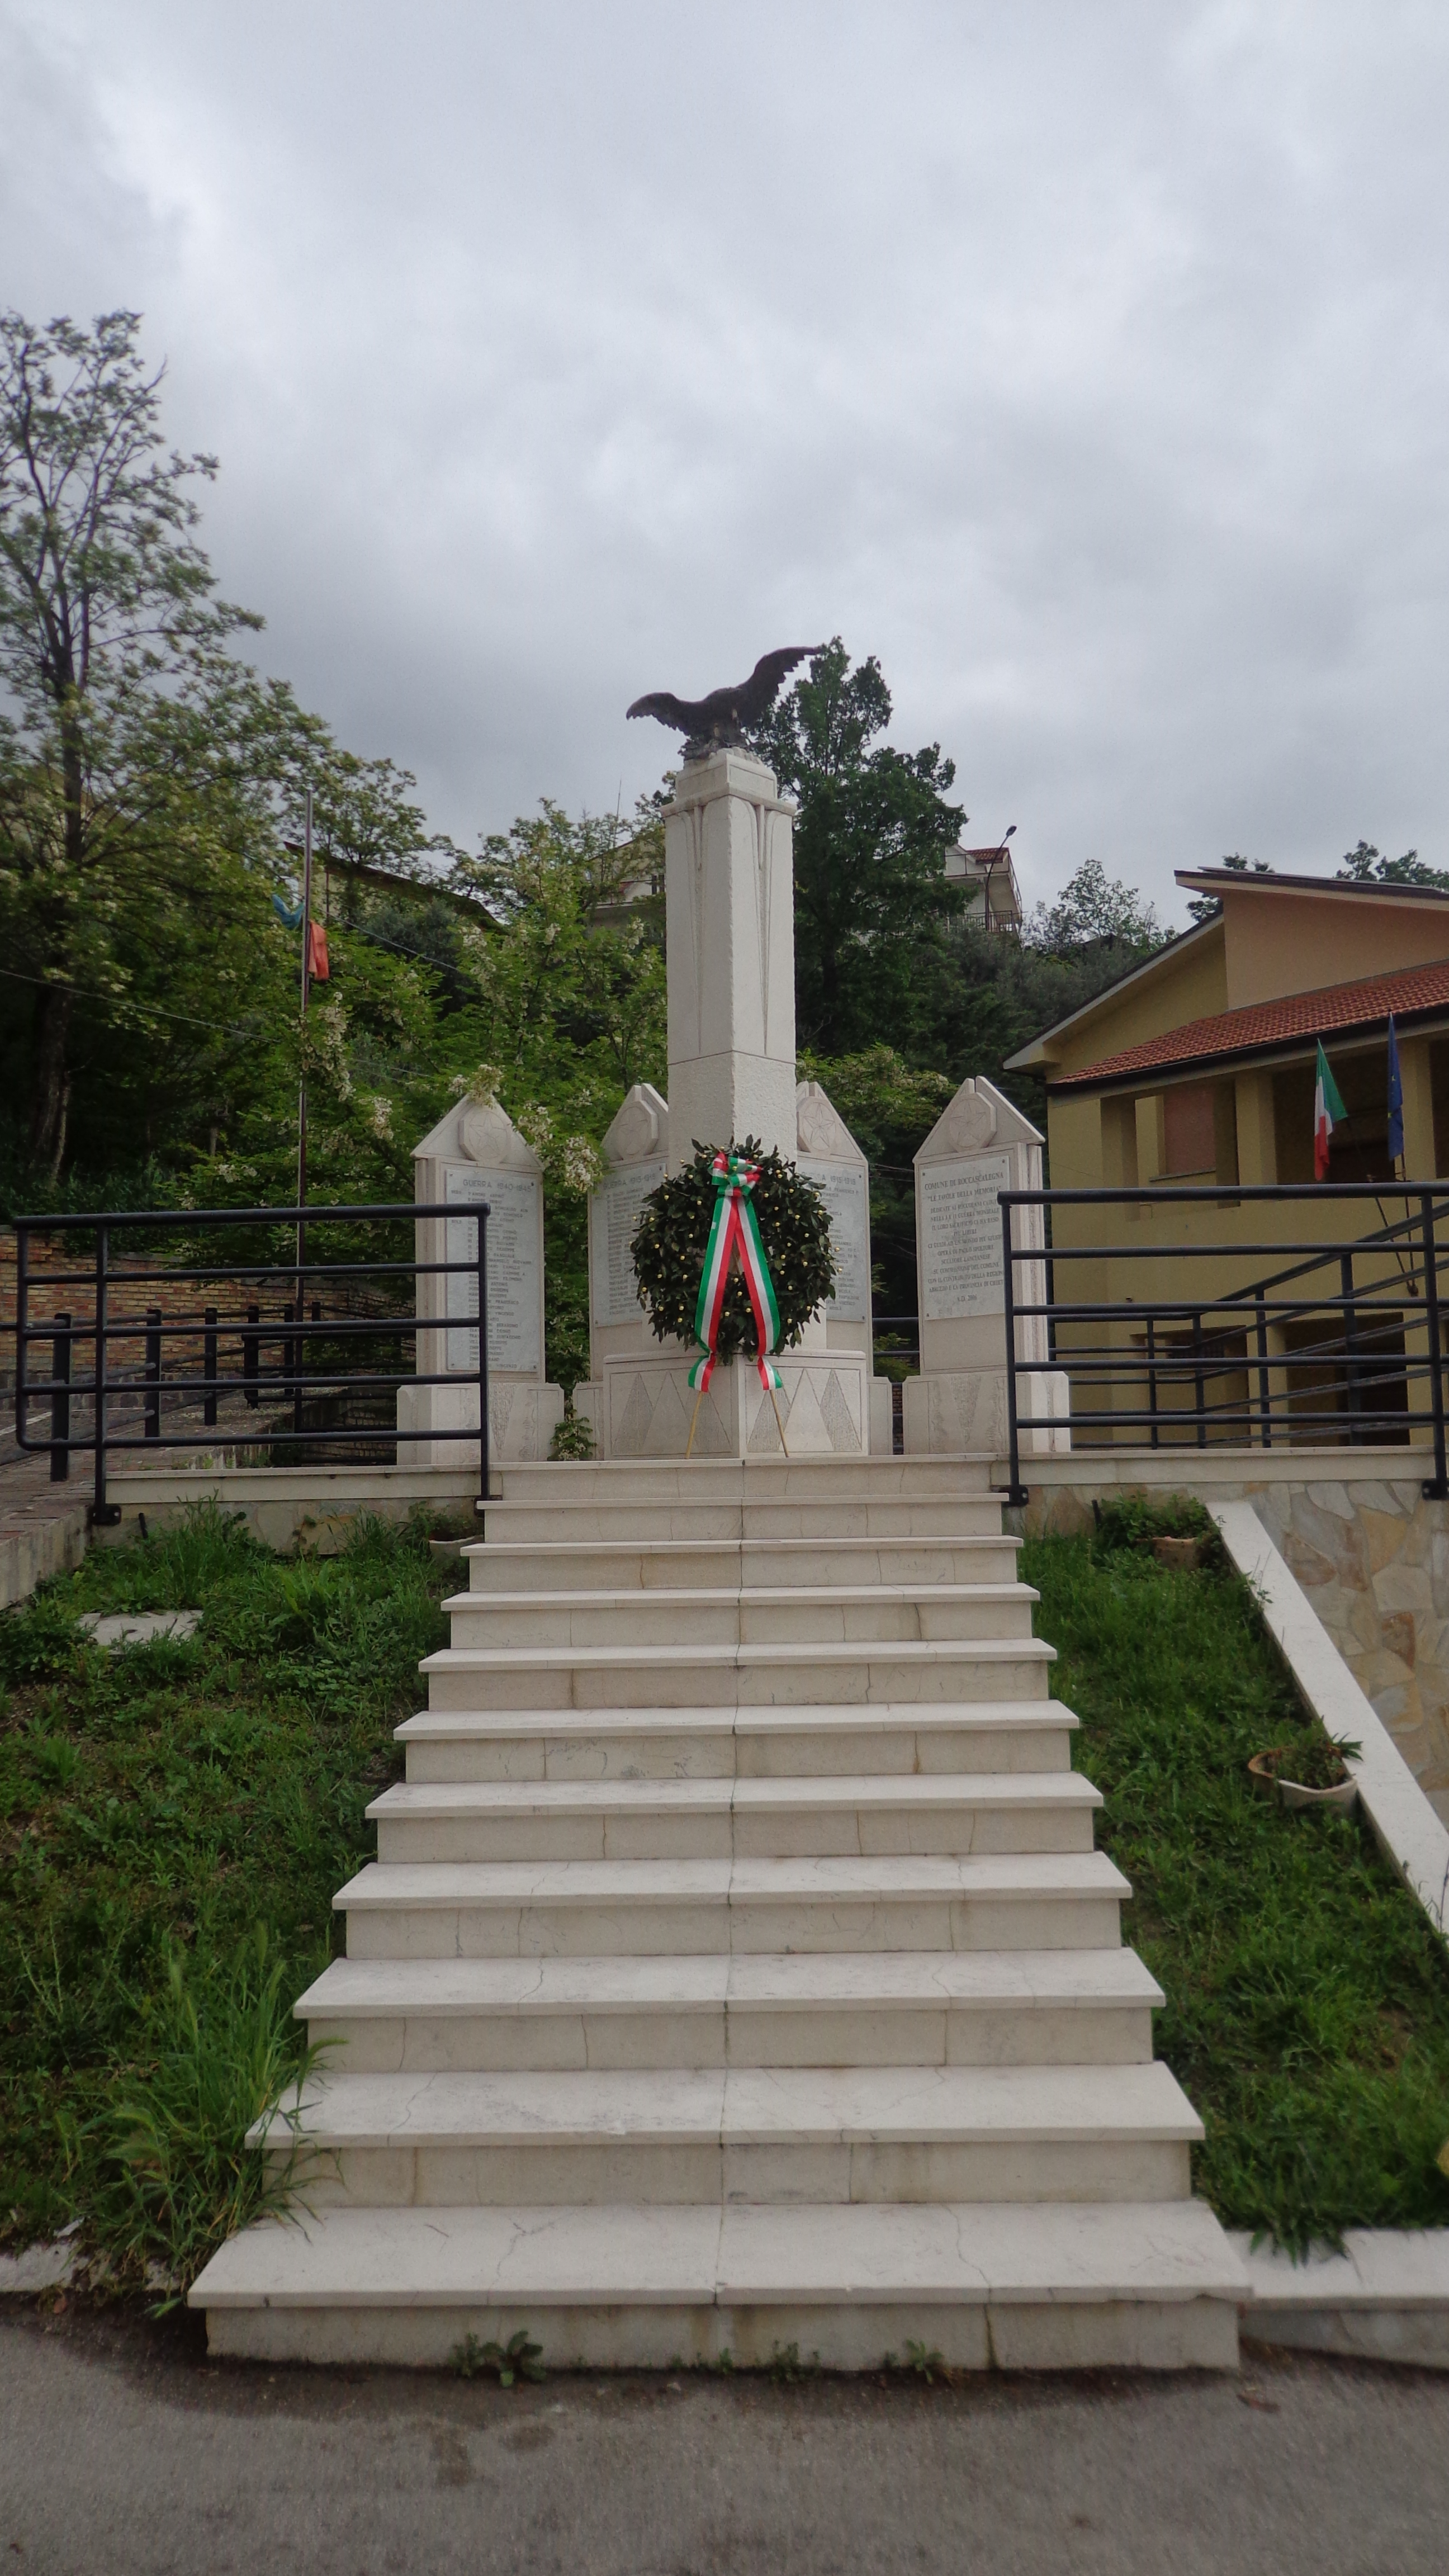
[0,309,269,1169]
[0,310,462,1193]
[749,639,964,1054]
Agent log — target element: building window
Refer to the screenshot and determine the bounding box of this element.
[1163,1085,1217,1177]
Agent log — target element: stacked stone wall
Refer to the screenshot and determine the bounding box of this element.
[1020,1467,1449,1826]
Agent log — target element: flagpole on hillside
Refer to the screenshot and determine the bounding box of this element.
[297,785,312,1292]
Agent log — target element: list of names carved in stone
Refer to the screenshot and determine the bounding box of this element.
[919,1152,1014,1320]
[444,1163,542,1374]
[590,1160,666,1327]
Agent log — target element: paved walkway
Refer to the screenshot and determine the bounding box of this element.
[3,2306,1448,2575]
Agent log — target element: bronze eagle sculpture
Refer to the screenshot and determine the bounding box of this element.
[627,646,822,755]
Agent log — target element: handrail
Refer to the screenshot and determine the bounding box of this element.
[998,1180,1449,1506]
[11,1200,493,1526]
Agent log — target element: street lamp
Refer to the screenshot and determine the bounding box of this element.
[981,823,1016,932]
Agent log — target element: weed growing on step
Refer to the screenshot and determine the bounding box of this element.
[1,1503,452,2292]
[1024,1527,1449,2252]
[880,2342,952,2384]
[451,2329,546,2385]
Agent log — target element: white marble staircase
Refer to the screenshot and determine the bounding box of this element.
[190,1459,1248,2369]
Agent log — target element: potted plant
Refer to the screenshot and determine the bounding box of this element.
[1247,1734,1362,1815]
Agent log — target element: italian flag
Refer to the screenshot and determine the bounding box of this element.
[1314,1039,1346,1180]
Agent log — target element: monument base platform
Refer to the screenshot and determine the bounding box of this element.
[582,1349,875,1459]
[903,1368,1071,1459]
[396,1378,566,1469]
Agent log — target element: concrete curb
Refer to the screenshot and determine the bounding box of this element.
[1213,1500,1449,1938]
[1233,2230,1449,2366]
[0,1499,88,1610]
[0,2241,78,2294]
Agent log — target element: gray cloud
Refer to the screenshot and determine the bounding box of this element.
[4,0,1449,922]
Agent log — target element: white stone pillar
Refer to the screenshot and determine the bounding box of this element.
[572,1082,671,1453]
[903,1076,1071,1458]
[396,1093,565,1467]
[665,748,797,1168]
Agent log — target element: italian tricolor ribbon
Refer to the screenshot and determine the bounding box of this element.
[688,1150,784,1394]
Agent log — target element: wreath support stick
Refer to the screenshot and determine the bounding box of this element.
[768,1381,789,1456]
[685,1382,706,1460]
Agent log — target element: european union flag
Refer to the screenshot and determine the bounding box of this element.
[1387,1013,1404,1166]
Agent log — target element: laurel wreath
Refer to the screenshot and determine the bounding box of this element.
[629,1138,836,1362]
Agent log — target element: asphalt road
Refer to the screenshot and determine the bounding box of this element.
[3,2304,1448,2576]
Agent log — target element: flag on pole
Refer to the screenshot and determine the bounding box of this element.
[1386,1014,1404,1167]
[1314,1039,1346,1180]
[307,920,330,982]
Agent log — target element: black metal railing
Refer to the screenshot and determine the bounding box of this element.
[1000,1181,1449,1504]
[11,1201,492,1524]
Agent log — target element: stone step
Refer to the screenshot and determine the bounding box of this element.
[395,1699,1079,1783]
[422,1637,1057,1712]
[254,2061,1201,2209]
[491,1460,997,1502]
[481,1499,1006,1543]
[190,2196,1246,2371]
[463,1536,1024,1593]
[295,1948,1162,2072]
[442,1584,1040,1651]
[337,1851,1131,1958]
[366,1772,1102,1865]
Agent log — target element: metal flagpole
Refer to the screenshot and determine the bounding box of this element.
[296,785,312,1340]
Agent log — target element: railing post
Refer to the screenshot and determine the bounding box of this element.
[50,1311,72,1483]
[287,1299,304,1438]
[92,1225,119,1525]
[475,1202,491,1521]
[15,1223,30,1459]
[1191,1308,1207,1448]
[1340,1251,1363,1445]
[1145,1315,1159,1450]
[1001,1195,1027,1505]
[144,1307,162,1441]
[1255,1296,1272,1450]
[1045,1242,1057,1367]
[204,1307,218,1428]
[1422,1195,1448,1498]
[243,1304,260,1408]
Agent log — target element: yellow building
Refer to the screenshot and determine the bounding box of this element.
[1005,868,1449,1447]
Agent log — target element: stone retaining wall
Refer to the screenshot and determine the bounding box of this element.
[1015,1458,1449,1825]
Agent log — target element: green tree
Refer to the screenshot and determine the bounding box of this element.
[448,799,669,1388]
[1337,838,1449,891]
[0,310,466,1198]
[0,309,268,1169]
[749,639,964,1054]
[1023,855,1162,953]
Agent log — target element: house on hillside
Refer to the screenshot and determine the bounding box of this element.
[945,841,1023,933]
[1005,867,1449,1447]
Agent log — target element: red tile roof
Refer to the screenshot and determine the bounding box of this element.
[1052,959,1449,1091]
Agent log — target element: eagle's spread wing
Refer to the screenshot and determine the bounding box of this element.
[737,646,822,721]
[751,646,816,690]
[627,692,696,727]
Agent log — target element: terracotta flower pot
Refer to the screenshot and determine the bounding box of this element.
[1247,1748,1359,1814]
[1150,1536,1206,1571]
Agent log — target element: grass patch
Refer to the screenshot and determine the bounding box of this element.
[1,1503,453,2292]
[1023,1509,1449,2252]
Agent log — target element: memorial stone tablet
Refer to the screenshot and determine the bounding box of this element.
[798,1156,870,1325]
[919,1151,1013,1322]
[590,1158,666,1328]
[444,1163,542,1373]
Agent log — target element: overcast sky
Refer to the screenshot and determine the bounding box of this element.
[4,1,1448,925]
